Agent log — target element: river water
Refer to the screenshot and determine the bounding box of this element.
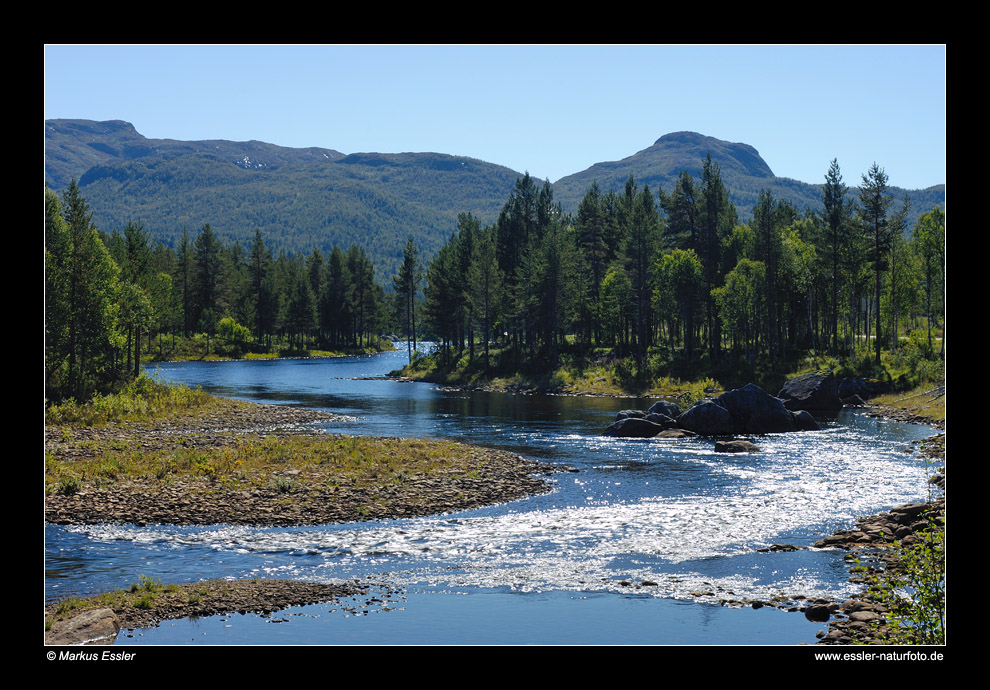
[44,347,938,645]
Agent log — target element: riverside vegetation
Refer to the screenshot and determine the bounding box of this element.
[44,375,556,640]
[45,151,944,645]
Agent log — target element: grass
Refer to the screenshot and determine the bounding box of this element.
[46,574,179,626]
[46,374,214,427]
[45,426,478,497]
[872,384,946,424]
[398,345,723,401]
[141,333,396,364]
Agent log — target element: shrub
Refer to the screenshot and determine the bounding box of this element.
[856,519,945,644]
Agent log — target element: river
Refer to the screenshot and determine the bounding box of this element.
[44,347,938,645]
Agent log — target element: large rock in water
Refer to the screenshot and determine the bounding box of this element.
[718,383,796,433]
[602,417,665,438]
[677,399,735,435]
[777,371,841,413]
[648,400,682,418]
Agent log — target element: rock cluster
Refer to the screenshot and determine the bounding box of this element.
[810,496,945,645]
[602,382,822,440]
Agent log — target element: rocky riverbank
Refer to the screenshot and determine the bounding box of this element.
[45,397,559,527]
[810,392,945,645]
[45,578,393,645]
[45,395,562,644]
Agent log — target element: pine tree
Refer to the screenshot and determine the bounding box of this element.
[49,181,123,401]
[248,229,277,345]
[193,224,222,333]
[859,163,895,366]
[821,159,852,354]
[465,226,503,375]
[697,154,736,360]
[912,207,946,356]
[393,236,422,362]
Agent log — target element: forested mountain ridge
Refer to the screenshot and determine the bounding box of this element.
[46,119,523,279]
[551,131,944,222]
[45,119,347,190]
[45,120,945,280]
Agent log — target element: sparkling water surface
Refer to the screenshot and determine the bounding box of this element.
[45,347,938,645]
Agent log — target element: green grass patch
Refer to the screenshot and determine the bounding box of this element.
[46,374,213,426]
[46,432,480,495]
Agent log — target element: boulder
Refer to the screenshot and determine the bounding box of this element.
[644,412,677,429]
[46,608,120,645]
[791,409,820,431]
[677,399,735,436]
[648,400,682,419]
[718,383,795,434]
[615,409,646,421]
[654,428,697,438]
[777,371,841,413]
[602,417,664,438]
[714,439,761,453]
[839,377,891,400]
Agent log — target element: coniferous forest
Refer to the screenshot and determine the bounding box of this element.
[410,156,945,393]
[44,152,945,405]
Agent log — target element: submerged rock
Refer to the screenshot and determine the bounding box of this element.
[714,439,761,453]
[791,409,820,431]
[602,417,665,438]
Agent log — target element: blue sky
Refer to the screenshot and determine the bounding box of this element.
[44,44,946,190]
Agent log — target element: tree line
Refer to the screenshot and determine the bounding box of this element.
[45,181,402,403]
[45,152,945,403]
[415,156,945,381]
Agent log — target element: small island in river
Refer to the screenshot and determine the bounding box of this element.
[44,388,561,643]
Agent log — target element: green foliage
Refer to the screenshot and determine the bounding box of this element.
[855,521,945,645]
[45,373,212,426]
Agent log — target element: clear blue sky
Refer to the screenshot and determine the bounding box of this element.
[44,44,946,190]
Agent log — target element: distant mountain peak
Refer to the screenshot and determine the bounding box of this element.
[45,118,346,190]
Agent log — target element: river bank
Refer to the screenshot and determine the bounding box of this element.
[45,578,390,645]
[45,375,943,646]
[44,394,561,643]
[811,397,945,645]
[45,397,559,527]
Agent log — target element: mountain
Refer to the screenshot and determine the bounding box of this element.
[45,119,523,279]
[45,121,945,278]
[45,119,347,191]
[552,130,944,223]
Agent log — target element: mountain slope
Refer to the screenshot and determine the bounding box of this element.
[552,130,943,222]
[45,120,523,279]
[45,119,346,191]
[45,121,945,278]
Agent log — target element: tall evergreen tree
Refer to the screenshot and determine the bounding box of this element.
[575,182,608,344]
[49,181,123,400]
[858,163,896,366]
[466,226,504,375]
[393,236,423,362]
[193,224,222,332]
[248,229,276,344]
[697,154,736,359]
[912,207,946,356]
[820,159,852,355]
